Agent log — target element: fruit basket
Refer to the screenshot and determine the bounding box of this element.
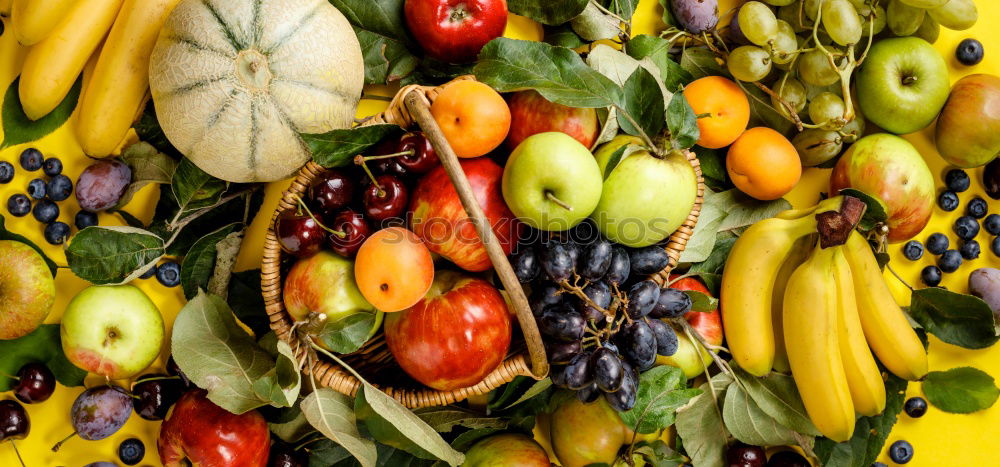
[261,76,706,408]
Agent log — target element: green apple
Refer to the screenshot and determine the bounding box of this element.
[935,74,1000,168]
[61,285,164,379]
[590,136,698,248]
[0,240,55,340]
[501,131,603,231]
[856,36,949,135]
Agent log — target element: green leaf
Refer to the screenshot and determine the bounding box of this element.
[0,214,56,276]
[315,312,380,354]
[329,0,418,84]
[268,407,313,443]
[732,368,821,436]
[306,124,404,168]
[693,146,730,192]
[497,378,553,411]
[814,373,907,467]
[667,92,699,150]
[836,188,888,231]
[723,383,797,446]
[474,38,623,109]
[678,189,727,263]
[66,226,165,285]
[254,337,302,408]
[180,223,242,299]
[922,367,1000,414]
[0,76,82,149]
[303,388,378,467]
[450,428,506,452]
[601,143,644,180]
[633,439,684,467]
[132,101,182,158]
[355,383,465,465]
[508,0,589,25]
[675,374,732,467]
[714,190,792,232]
[117,141,178,208]
[679,47,724,80]
[626,35,692,92]
[618,67,666,138]
[570,1,622,41]
[414,407,509,432]
[909,287,999,349]
[171,291,280,413]
[171,158,227,215]
[619,365,701,434]
[684,290,718,312]
[609,0,641,21]
[0,325,87,392]
[688,231,737,275]
[150,185,263,257]
[543,24,586,48]
[746,84,794,136]
[228,269,272,338]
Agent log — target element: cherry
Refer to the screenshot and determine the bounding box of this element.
[367,139,408,177]
[166,356,192,388]
[726,442,766,467]
[132,374,184,421]
[267,440,307,467]
[13,363,55,404]
[0,400,29,442]
[396,132,439,174]
[326,209,371,257]
[310,169,356,216]
[275,210,325,258]
[363,175,408,222]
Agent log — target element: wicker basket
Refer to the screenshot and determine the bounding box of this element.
[261,76,706,408]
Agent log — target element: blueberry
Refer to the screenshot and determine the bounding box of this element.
[904,397,928,418]
[47,174,73,201]
[118,438,145,466]
[139,264,157,280]
[937,191,959,211]
[960,240,981,260]
[74,210,99,230]
[888,440,914,464]
[42,157,62,177]
[954,215,980,240]
[44,222,70,245]
[926,233,949,255]
[902,241,923,261]
[985,214,1000,236]
[19,148,43,171]
[956,38,984,66]
[938,250,962,273]
[7,194,31,217]
[0,161,13,183]
[32,199,59,224]
[921,266,942,287]
[156,261,181,287]
[967,197,988,219]
[993,236,1000,257]
[945,169,971,192]
[26,178,46,199]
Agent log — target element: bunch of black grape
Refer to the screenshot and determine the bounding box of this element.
[509,229,694,411]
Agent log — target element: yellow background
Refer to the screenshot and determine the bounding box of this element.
[0,0,998,465]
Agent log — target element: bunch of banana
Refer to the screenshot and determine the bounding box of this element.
[12,0,180,157]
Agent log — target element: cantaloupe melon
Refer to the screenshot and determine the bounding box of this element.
[148,0,364,183]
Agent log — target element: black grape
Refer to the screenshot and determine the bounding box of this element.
[629,246,670,275]
[626,280,660,318]
[606,246,631,286]
[649,288,692,318]
[647,319,679,357]
[590,347,624,393]
[579,238,613,281]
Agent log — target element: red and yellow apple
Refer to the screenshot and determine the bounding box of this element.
[935,74,1000,168]
[462,433,550,466]
[0,240,54,340]
[830,134,934,243]
[506,90,599,150]
[158,390,270,467]
[550,397,625,467]
[384,271,511,391]
[410,158,522,271]
[404,0,507,63]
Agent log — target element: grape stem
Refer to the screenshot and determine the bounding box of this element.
[751,81,805,132]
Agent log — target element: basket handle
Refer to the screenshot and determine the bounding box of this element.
[403,92,549,379]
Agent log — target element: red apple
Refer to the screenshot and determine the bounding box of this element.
[463,433,550,466]
[384,271,512,391]
[830,134,934,243]
[409,158,522,272]
[668,275,722,346]
[158,390,270,467]
[404,0,508,63]
[506,90,600,150]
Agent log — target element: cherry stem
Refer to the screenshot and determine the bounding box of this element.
[0,371,18,381]
[292,194,345,239]
[545,191,573,211]
[9,440,24,467]
[359,149,415,161]
[51,431,77,452]
[353,155,385,197]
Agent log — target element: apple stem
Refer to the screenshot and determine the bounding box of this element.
[902,75,917,85]
[51,431,77,452]
[9,440,24,467]
[353,155,386,197]
[292,194,346,239]
[545,191,573,211]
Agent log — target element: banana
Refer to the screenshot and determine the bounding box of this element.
[11,0,76,46]
[76,0,181,157]
[832,246,886,416]
[769,233,816,374]
[783,242,855,442]
[18,0,123,120]
[842,232,928,381]
[0,0,11,17]
[721,196,842,376]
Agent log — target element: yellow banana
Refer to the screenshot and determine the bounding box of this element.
[76,0,181,157]
[833,246,886,416]
[0,0,11,17]
[769,233,816,374]
[722,196,842,376]
[18,0,122,120]
[784,242,855,442]
[842,232,928,381]
[11,0,76,46]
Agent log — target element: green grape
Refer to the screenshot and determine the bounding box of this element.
[764,0,797,6]
[887,0,926,36]
[928,0,977,31]
[804,0,822,20]
[727,46,773,82]
[860,5,886,36]
[739,2,779,47]
[793,129,843,166]
[771,20,800,64]
[914,14,940,43]
[808,92,847,128]
[840,112,866,143]
[899,0,947,8]
[845,0,865,9]
[771,76,808,118]
[822,0,862,45]
[778,2,814,32]
[797,48,840,86]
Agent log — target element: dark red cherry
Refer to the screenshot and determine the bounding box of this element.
[268,440,307,467]
[310,170,356,215]
[326,209,371,257]
[132,374,184,421]
[366,139,408,177]
[396,132,440,174]
[363,175,408,222]
[276,211,325,258]
[0,400,29,442]
[165,356,192,388]
[14,363,55,404]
